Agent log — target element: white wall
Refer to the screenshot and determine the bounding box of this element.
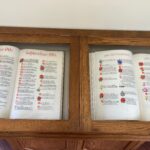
[0,0,150,30]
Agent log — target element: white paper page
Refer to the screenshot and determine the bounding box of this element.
[0,45,19,118]
[89,53,95,119]
[10,49,64,120]
[90,50,140,120]
[133,54,150,121]
[89,52,98,120]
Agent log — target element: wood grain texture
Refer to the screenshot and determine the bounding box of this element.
[83,140,130,150]
[91,121,150,135]
[3,138,143,150]
[88,37,150,46]
[1,27,150,38]
[5,138,144,150]
[124,141,145,150]
[6,138,66,150]
[80,37,91,132]
[68,37,80,128]
[0,34,71,44]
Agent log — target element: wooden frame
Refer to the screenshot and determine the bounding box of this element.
[1,27,150,140]
[80,32,150,140]
[0,27,80,135]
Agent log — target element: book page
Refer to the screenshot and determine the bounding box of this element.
[133,54,150,121]
[89,53,95,119]
[10,49,64,120]
[90,50,140,120]
[0,45,19,118]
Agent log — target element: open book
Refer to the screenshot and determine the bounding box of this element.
[90,49,150,121]
[0,45,64,120]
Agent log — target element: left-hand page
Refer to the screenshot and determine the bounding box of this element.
[0,45,19,118]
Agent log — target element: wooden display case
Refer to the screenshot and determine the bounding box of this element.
[0,27,150,141]
[80,31,150,141]
[0,27,80,135]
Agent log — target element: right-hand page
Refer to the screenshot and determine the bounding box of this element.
[133,54,150,121]
[10,49,64,120]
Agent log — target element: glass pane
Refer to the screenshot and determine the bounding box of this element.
[0,43,70,120]
[89,45,150,121]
